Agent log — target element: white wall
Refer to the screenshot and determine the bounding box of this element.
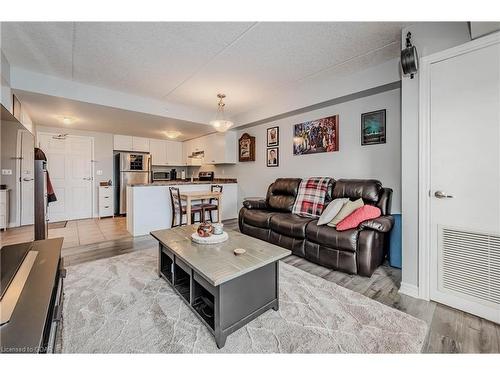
[36,126,114,218]
[400,22,471,291]
[1,48,13,112]
[211,88,401,212]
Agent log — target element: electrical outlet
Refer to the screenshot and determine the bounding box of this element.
[2,169,12,175]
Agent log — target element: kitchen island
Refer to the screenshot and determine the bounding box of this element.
[126,179,238,236]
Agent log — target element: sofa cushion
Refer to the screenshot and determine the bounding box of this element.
[317,198,349,225]
[242,209,276,229]
[336,205,381,231]
[306,220,359,252]
[328,198,364,227]
[269,213,315,239]
[266,178,302,212]
[292,177,334,218]
[332,179,382,204]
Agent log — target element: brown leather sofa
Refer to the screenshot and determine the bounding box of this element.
[238,178,394,277]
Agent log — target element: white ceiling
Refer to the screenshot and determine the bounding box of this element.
[1,22,407,135]
[15,90,213,141]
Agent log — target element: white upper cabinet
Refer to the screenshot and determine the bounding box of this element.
[149,139,167,165]
[202,132,237,164]
[166,140,184,165]
[183,132,236,165]
[114,135,149,152]
[132,137,150,152]
[149,138,184,166]
[113,135,133,151]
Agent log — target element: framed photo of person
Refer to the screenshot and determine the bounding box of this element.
[267,147,279,167]
[267,126,279,147]
[361,109,386,145]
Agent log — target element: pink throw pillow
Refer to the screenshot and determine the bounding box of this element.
[336,205,381,231]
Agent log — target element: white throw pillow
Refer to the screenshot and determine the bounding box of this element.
[317,198,349,225]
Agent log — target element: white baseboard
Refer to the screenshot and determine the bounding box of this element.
[399,282,420,299]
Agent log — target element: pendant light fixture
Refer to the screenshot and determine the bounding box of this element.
[209,93,233,132]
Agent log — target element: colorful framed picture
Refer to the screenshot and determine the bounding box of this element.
[293,115,339,155]
[267,147,279,167]
[238,133,255,162]
[361,109,386,145]
[267,126,279,147]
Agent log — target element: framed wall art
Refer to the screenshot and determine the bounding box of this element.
[266,147,279,167]
[361,109,386,145]
[238,133,255,162]
[293,114,339,155]
[267,126,279,147]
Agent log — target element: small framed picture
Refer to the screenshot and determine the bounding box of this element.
[267,147,279,167]
[361,109,386,145]
[267,126,279,147]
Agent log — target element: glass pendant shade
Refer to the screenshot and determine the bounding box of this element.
[210,94,233,132]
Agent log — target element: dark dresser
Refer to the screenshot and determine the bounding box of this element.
[1,238,65,353]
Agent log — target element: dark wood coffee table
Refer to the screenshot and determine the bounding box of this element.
[150,225,291,348]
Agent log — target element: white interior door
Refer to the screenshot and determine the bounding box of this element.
[429,39,500,323]
[38,133,93,222]
[20,130,34,225]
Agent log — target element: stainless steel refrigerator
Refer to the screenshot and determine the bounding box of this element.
[114,152,151,215]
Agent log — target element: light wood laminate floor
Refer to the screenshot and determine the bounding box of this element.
[50,218,500,353]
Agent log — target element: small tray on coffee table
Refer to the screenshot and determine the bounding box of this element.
[191,231,228,244]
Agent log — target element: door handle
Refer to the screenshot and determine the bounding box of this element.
[83,177,93,181]
[23,177,34,181]
[434,190,454,199]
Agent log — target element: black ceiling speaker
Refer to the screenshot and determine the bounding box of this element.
[401,32,419,79]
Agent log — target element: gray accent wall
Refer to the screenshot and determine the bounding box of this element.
[212,88,402,213]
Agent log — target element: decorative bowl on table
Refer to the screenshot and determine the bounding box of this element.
[197,222,213,237]
[191,222,228,244]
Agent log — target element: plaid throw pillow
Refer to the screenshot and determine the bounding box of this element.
[292,177,333,218]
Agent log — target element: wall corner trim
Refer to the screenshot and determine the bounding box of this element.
[399,282,420,299]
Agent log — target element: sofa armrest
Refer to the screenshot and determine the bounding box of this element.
[359,215,394,233]
[243,199,268,210]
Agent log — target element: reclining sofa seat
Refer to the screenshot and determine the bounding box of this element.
[238,178,394,277]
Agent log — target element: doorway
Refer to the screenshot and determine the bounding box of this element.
[37,132,94,222]
[419,33,500,323]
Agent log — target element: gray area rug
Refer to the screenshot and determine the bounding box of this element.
[60,248,428,353]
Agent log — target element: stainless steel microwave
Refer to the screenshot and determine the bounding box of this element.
[152,171,171,181]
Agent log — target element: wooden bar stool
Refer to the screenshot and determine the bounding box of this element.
[201,185,223,222]
[169,187,204,227]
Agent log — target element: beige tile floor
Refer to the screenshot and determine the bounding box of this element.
[0,216,131,249]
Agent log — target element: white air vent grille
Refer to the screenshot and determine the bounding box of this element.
[441,227,500,305]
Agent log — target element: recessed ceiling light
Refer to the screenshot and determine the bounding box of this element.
[165,130,181,139]
[58,116,75,125]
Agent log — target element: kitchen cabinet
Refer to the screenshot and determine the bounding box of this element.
[149,138,184,166]
[113,135,150,152]
[114,135,133,151]
[132,137,150,152]
[166,140,184,165]
[197,132,237,165]
[150,139,167,165]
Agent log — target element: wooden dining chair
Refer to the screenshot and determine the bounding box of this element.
[202,185,223,222]
[169,187,204,227]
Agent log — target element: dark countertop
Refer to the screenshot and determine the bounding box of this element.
[128,178,237,187]
[1,238,63,353]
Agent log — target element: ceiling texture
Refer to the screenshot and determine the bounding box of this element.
[1,22,406,138]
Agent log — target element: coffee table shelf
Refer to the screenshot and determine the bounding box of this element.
[152,225,291,348]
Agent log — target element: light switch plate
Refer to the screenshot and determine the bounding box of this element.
[96,170,103,176]
[2,169,13,175]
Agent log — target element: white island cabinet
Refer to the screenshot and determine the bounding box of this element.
[126,183,238,236]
